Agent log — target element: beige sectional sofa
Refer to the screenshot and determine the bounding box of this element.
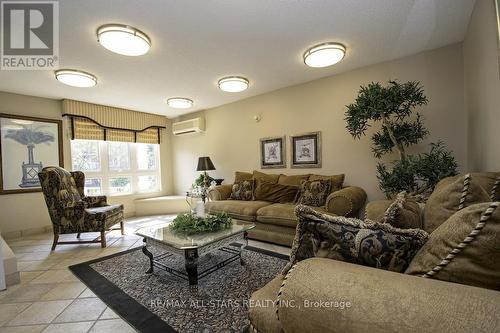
[249,172,500,332]
[206,171,366,246]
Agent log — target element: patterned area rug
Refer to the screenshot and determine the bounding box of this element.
[70,244,288,333]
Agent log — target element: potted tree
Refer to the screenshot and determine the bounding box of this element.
[345,80,458,199]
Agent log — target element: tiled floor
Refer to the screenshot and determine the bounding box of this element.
[1,215,290,333]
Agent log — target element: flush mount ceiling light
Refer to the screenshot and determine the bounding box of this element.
[303,42,346,68]
[218,76,249,92]
[54,69,97,87]
[167,97,193,109]
[97,24,151,56]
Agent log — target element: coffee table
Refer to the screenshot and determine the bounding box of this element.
[136,220,255,286]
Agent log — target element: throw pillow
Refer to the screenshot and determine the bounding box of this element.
[406,202,500,291]
[283,205,429,274]
[296,179,332,207]
[277,174,310,187]
[379,192,423,229]
[253,179,298,204]
[229,180,254,201]
[253,170,280,184]
[308,174,345,193]
[234,171,253,183]
[423,173,490,233]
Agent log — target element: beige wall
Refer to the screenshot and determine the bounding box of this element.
[172,43,467,202]
[0,91,173,236]
[464,0,500,171]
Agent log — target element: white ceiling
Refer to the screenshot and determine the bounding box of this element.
[0,0,475,118]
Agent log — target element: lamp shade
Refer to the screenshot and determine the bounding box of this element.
[196,156,215,171]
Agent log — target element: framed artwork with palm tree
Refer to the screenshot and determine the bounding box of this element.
[0,114,63,194]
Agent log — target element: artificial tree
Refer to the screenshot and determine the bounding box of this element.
[345,80,458,198]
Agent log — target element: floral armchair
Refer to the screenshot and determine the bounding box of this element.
[38,166,124,250]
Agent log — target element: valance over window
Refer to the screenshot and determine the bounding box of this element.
[62,99,166,144]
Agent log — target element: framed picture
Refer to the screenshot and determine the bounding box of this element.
[290,131,321,168]
[260,136,286,169]
[0,114,63,194]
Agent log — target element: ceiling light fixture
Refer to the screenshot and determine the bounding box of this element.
[218,76,249,93]
[54,69,97,87]
[167,97,193,109]
[303,42,346,68]
[97,24,151,56]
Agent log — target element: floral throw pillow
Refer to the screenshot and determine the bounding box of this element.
[282,205,429,275]
[230,180,254,201]
[296,179,332,207]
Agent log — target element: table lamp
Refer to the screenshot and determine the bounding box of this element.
[196,156,215,203]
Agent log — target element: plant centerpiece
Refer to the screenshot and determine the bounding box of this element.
[345,80,458,199]
[170,212,232,234]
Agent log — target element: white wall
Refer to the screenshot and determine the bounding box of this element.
[464,0,500,171]
[171,43,467,202]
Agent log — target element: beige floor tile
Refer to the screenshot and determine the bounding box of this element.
[19,272,45,284]
[97,247,128,257]
[7,300,72,326]
[29,270,74,285]
[0,284,56,303]
[50,258,95,270]
[88,319,135,333]
[41,321,94,333]
[77,289,96,299]
[16,252,73,262]
[0,303,32,326]
[40,282,86,301]
[0,325,47,333]
[17,260,59,272]
[70,249,104,259]
[98,307,119,320]
[53,298,106,323]
[11,245,49,254]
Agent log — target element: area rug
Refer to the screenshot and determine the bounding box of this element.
[70,244,288,333]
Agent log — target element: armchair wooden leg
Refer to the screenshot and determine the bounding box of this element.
[101,231,106,248]
[76,233,81,239]
[51,234,59,251]
[120,221,125,235]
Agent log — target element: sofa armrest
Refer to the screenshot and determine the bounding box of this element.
[364,199,392,221]
[325,186,366,217]
[277,258,500,333]
[208,184,233,201]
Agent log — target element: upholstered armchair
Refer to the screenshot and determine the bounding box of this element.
[38,166,124,250]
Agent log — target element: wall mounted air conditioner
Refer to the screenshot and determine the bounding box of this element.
[172,117,205,136]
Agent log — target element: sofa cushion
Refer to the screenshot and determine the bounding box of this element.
[256,203,298,228]
[296,179,331,207]
[309,173,344,193]
[253,170,280,184]
[206,200,271,221]
[278,174,309,186]
[378,192,423,229]
[229,180,254,201]
[256,203,334,228]
[424,173,490,233]
[406,202,500,291]
[283,205,429,275]
[234,171,253,183]
[254,179,298,204]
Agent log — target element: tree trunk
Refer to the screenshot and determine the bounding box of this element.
[382,117,406,161]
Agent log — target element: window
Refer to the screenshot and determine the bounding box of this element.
[71,140,161,196]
